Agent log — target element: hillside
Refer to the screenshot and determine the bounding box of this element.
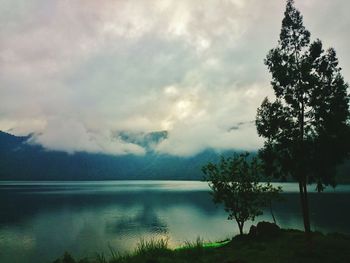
[0,131,349,182]
[0,131,231,180]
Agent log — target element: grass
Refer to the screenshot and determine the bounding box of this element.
[53,229,350,263]
[135,237,170,256]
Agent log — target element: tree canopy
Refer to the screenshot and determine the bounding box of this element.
[256,0,350,233]
[202,153,281,235]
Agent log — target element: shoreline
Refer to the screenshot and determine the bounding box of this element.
[53,227,350,263]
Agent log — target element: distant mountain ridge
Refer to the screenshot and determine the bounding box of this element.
[0,131,349,182]
[0,131,234,180]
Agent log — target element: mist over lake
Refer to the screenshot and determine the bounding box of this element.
[0,181,349,263]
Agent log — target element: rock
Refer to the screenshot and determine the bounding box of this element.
[248,225,257,237]
[256,221,280,237]
[248,221,280,238]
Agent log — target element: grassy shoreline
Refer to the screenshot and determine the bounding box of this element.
[53,228,350,263]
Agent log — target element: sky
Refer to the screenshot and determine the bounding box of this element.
[0,0,349,156]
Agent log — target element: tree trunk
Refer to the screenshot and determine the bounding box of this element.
[299,92,311,233]
[302,181,311,233]
[270,202,277,225]
[298,180,311,233]
[237,220,244,235]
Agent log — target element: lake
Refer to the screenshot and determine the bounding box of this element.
[0,181,349,263]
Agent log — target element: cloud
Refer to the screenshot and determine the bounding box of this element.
[0,0,349,156]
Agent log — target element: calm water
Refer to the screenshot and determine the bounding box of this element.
[0,181,350,263]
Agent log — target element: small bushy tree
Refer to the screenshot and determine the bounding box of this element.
[202,153,281,235]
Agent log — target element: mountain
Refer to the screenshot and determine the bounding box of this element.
[0,131,349,182]
[0,131,234,180]
[117,130,168,152]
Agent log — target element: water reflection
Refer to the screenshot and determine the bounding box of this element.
[0,181,349,263]
[105,205,168,235]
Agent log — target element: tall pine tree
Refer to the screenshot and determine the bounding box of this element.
[256,0,350,233]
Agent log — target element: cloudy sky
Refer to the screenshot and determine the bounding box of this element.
[0,0,349,156]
